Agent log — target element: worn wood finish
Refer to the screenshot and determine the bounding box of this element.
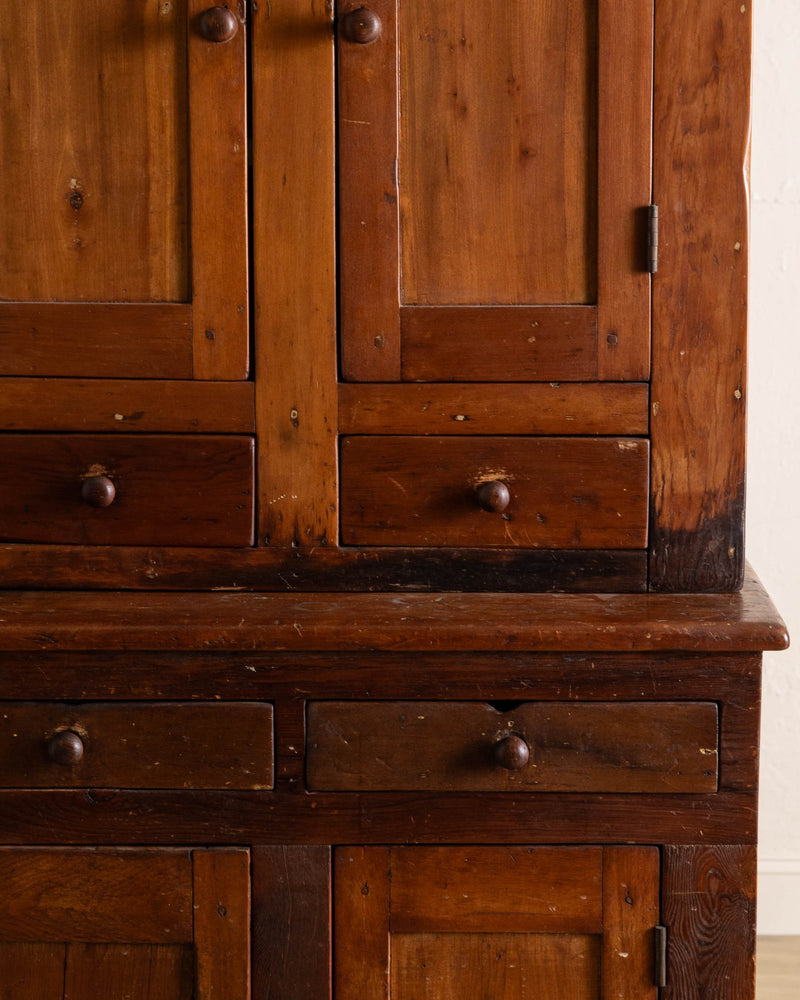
[662,845,757,1000]
[339,382,649,436]
[252,846,331,1000]
[0,304,192,379]
[340,435,649,548]
[334,847,391,1000]
[400,306,598,381]
[193,849,251,1000]
[650,0,751,590]
[389,847,603,934]
[596,0,653,379]
[0,849,194,942]
[0,379,255,433]
[252,0,338,546]
[602,847,659,1000]
[63,944,194,1000]
[307,700,718,793]
[0,702,273,790]
[0,943,65,999]
[187,0,249,379]
[0,572,785,651]
[0,544,647,592]
[0,434,254,547]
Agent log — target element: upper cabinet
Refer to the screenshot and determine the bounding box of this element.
[338,0,653,383]
[0,0,249,380]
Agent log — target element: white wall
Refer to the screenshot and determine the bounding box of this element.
[749,0,800,935]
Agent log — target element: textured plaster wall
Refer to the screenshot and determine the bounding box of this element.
[749,0,800,933]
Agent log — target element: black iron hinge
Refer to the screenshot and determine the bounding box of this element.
[654,924,668,988]
[648,204,659,274]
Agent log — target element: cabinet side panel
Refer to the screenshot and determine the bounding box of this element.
[650,0,750,591]
[252,0,338,546]
[661,845,756,1000]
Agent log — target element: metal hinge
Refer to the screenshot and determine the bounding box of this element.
[654,924,668,988]
[648,204,659,274]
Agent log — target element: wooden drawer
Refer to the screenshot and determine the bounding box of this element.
[339,436,648,547]
[0,702,273,789]
[307,701,719,793]
[0,434,254,546]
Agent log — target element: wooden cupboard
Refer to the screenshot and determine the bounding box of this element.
[0,2,786,999]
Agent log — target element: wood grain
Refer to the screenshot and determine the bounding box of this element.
[0,569,785,651]
[334,848,391,1000]
[340,435,649,548]
[650,0,751,590]
[64,944,194,1000]
[252,846,330,1000]
[252,0,338,545]
[0,849,194,942]
[0,943,65,1000]
[662,845,757,1000]
[602,847,659,1000]
[307,700,718,793]
[339,382,649,435]
[193,849,251,1000]
[0,702,273,790]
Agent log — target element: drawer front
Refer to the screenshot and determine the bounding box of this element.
[307,701,719,793]
[340,436,649,548]
[0,702,273,789]
[0,434,254,546]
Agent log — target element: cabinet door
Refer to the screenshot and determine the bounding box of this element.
[335,846,658,1000]
[339,0,653,382]
[0,1,248,380]
[0,848,249,1000]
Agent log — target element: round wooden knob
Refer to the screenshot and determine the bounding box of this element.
[199,6,239,42]
[341,7,382,44]
[81,475,116,508]
[492,734,530,771]
[476,480,511,513]
[47,730,85,767]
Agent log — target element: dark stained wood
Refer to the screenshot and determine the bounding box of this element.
[339,382,650,436]
[306,700,719,793]
[0,849,194,942]
[64,944,194,1000]
[0,571,785,651]
[0,305,192,379]
[338,0,401,381]
[252,0,338,546]
[0,702,273,790]
[0,788,759,847]
[334,847,391,1000]
[400,307,598,381]
[193,849,251,1000]
[252,846,331,1000]
[0,943,65,999]
[0,544,647,592]
[0,379,255,433]
[188,0,249,380]
[340,436,649,548]
[602,847,659,1000]
[662,845,757,1000]
[0,434,254,547]
[389,847,603,934]
[650,0,751,590]
[596,0,653,379]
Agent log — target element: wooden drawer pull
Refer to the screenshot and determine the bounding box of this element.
[47,730,85,767]
[476,479,511,514]
[492,734,530,771]
[198,6,239,43]
[341,7,382,44]
[80,474,116,508]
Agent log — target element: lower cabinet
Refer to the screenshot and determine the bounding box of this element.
[0,848,250,1000]
[334,846,660,1000]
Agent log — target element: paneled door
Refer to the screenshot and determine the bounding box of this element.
[338,0,653,383]
[0,1,248,380]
